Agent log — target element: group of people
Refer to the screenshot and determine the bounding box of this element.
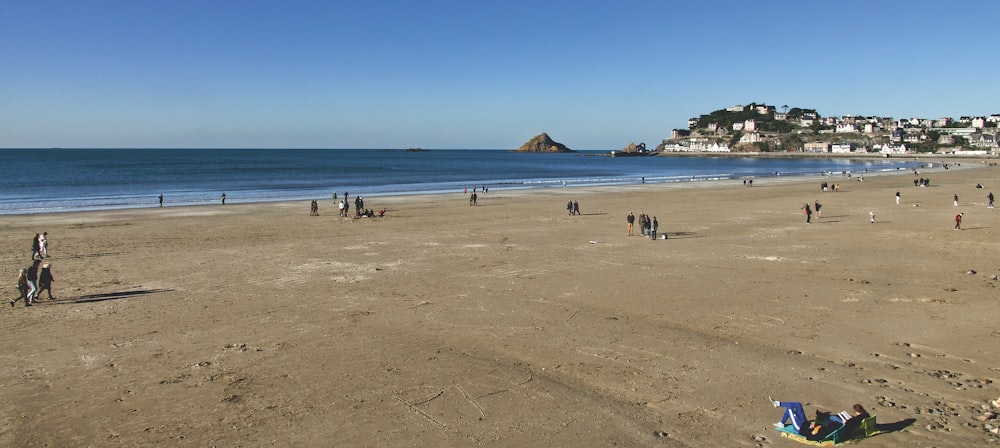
[819,181,842,192]
[774,400,870,441]
[626,211,661,239]
[14,233,56,307]
[801,201,822,223]
[566,200,580,215]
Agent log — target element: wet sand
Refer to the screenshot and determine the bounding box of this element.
[2,159,999,447]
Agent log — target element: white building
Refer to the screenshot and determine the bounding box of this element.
[836,123,858,133]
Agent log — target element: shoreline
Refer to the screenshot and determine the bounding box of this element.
[1,155,978,219]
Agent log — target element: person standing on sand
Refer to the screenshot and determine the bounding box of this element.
[221,193,226,205]
[989,192,995,209]
[814,201,822,218]
[955,212,963,230]
[39,232,49,258]
[802,203,812,223]
[158,194,163,207]
[627,211,635,236]
[896,190,900,205]
[954,194,959,206]
[37,263,54,300]
[651,216,658,240]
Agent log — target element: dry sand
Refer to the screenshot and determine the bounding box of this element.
[2,160,999,447]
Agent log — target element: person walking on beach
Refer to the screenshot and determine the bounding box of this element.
[638,212,647,237]
[651,216,659,240]
[626,211,635,236]
[159,194,163,207]
[31,233,41,260]
[310,200,319,216]
[955,213,963,230]
[37,263,54,300]
[802,203,812,224]
[11,268,28,307]
[989,192,995,209]
[896,190,900,205]
[338,199,345,217]
[573,200,580,216]
[567,200,573,215]
[38,232,49,258]
[814,201,822,218]
[221,193,226,205]
[954,194,959,206]
[24,259,40,306]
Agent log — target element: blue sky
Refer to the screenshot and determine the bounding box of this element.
[3,0,999,149]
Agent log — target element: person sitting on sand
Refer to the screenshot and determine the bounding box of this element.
[773,399,809,435]
[806,410,843,441]
[838,404,870,437]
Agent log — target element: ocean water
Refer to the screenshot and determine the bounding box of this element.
[0,148,920,214]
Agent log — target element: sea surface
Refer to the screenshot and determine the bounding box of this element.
[0,149,921,215]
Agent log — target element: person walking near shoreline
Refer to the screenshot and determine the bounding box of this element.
[626,211,635,236]
[896,190,901,205]
[221,193,226,205]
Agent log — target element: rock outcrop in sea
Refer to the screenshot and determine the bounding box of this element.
[515,133,573,152]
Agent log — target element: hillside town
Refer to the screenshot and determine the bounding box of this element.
[646,103,1000,156]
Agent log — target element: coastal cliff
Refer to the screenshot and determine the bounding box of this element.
[515,133,573,152]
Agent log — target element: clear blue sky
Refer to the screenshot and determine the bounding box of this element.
[3,0,999,149]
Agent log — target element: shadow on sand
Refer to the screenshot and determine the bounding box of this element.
[61,288,174,305]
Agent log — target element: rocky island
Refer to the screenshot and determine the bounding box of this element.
[515,132,573,152]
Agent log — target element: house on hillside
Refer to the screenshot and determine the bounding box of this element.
[972,133,997,149]
[739,132,762,144]
[836,123,858,133]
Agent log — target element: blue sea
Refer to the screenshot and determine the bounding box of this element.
[0,149,920,215]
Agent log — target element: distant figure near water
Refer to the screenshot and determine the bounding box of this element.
[159,194,163,207]
[221,193,226,205]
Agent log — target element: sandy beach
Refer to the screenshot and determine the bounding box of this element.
[2,160,999,447]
